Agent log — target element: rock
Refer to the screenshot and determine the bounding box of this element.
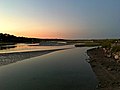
[107,54,111,58]
[86,59,90,63]
[103,48,107,53]
[114,55,119,60]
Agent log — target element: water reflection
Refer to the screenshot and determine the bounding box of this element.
[0,47,98,90]
[0,43,74,53]
[0,45,16,50]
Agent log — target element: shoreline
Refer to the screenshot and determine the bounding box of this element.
[0,48,70,67]
[87,48,120,90]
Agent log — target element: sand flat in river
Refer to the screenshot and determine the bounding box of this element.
[0,48,69,67]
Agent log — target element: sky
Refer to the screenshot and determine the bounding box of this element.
[0,0,120,39]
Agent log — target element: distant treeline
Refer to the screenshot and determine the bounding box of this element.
[0,33,41,43]
[0,33,119,44]
[0,33,65,44]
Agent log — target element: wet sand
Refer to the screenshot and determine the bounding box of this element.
[87,48,120,90]
[0,48,69,67]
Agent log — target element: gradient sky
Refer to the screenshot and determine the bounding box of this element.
[0,0,120,39]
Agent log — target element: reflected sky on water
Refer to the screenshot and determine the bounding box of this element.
[0,43,74,53]
[0,47,98,90]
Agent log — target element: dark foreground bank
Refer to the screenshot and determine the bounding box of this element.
[87,48,120,90]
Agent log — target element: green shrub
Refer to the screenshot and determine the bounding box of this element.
[111,46,120,52]
[101,41,111,49]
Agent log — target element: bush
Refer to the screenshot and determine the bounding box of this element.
[111,46,120,52]
[101,41,111,49]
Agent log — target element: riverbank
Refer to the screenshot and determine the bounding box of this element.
[87,48,120,90]
[0,48,69,67]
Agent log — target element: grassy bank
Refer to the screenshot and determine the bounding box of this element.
[75,42,100,47]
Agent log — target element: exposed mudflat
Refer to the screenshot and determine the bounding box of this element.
[0,48,68,67]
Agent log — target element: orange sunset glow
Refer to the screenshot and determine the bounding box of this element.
[0,12,83,39]
[0,0,120,39]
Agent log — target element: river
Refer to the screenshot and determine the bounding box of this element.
[0,47,98,90]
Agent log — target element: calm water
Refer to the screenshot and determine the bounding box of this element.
[0,47,98,90]
[0,43,74,53]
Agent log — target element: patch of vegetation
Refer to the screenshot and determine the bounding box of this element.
[111,46,120,52]
[0,33,41,43]
[75,42,100,47]
[101,40,111,49]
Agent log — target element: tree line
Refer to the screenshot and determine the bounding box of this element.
[0,33,66,44]
[0,33,41,43]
